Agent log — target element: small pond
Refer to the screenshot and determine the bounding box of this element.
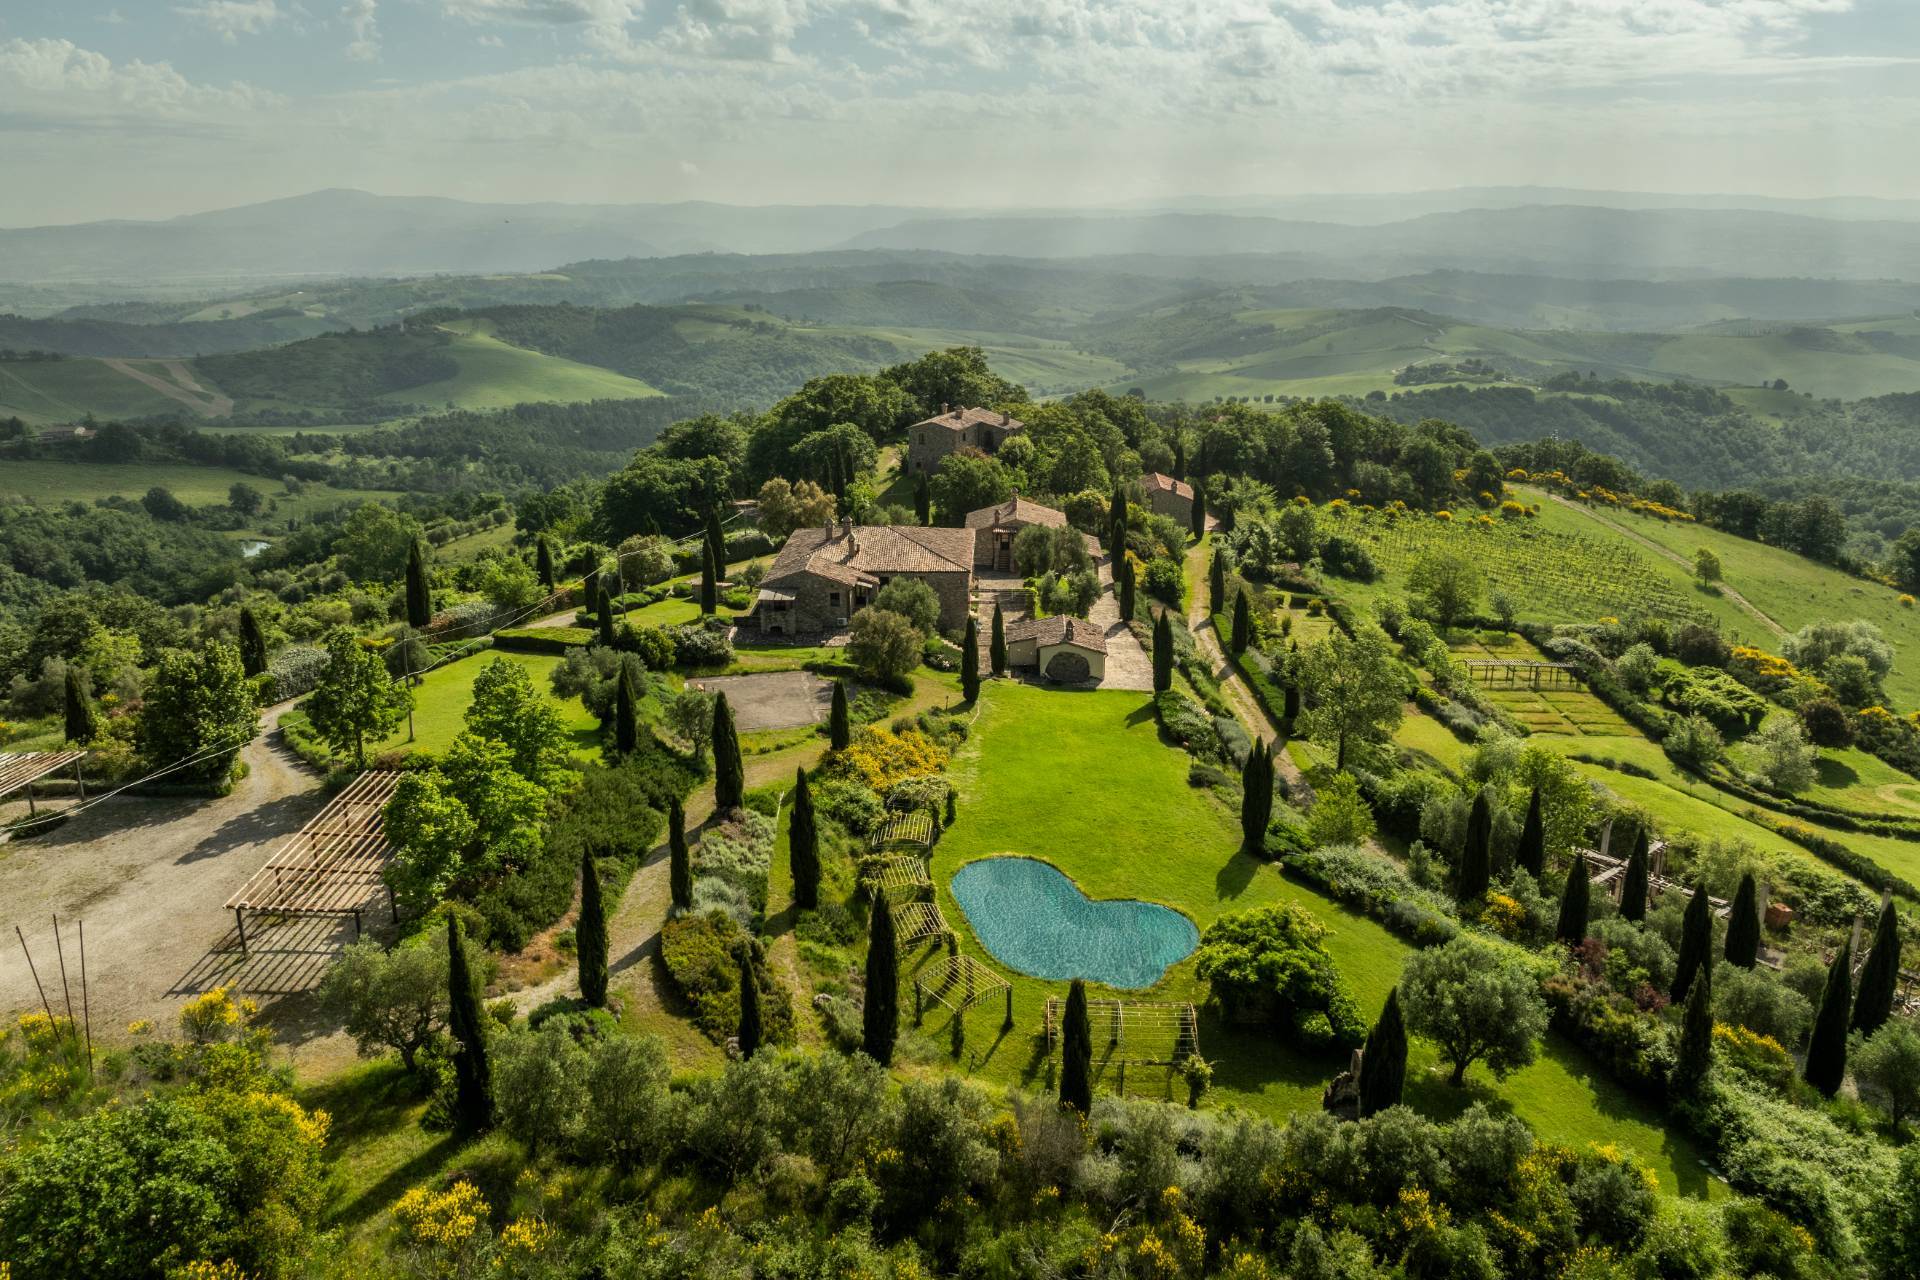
[949,856,1198,989]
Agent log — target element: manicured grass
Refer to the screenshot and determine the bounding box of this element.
[1394,709,1471,772]
[911,682,1717,1196]
[1802,745,1920,819]
[367,650,601,760]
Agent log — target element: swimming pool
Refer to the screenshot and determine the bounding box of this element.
[949,856,1198,989]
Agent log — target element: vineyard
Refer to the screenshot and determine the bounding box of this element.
[1336,506,1718,630]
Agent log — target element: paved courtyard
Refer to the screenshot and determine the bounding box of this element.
[686,670,833,730]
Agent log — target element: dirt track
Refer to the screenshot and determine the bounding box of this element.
[0,703,345,1057]
[100,358,233,417]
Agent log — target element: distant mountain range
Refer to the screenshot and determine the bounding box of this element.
[8,188,1920,291]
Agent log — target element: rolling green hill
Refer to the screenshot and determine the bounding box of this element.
[0,356,231,424]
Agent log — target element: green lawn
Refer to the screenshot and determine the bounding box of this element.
[367,650,601,760]
[919,682,1718,1197]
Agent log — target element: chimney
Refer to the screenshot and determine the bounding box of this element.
[1001,411,1010,426]
[941,401,949,415]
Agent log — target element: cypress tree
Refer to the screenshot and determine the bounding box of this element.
[446,916,493,1134]
[915,472,931,526]
[1458,790,1493,903]
[829,679,851,750]
[705,507,727,580]
[1620,828,1649,922]
[1118,554,1136,622]
[1804,940,1853,1096]
[1555,852,1591,945]
[863,889,898,1066]
[1673,884,1713,1003]
[1152,609,1173,694]
[1190,486,1206,540]
[63,667,98,745]
[1209,547,1227,612]
[700,542,718,615]
[736,948,763,1059]
[668,796,691,912]
[596,584,616,648]
[582,567,600,611]
[961,616,980,702]
[712,692,743,811]
[1357,989,1407,1117]
[1675,964,1714,1095]
[1283,679,1301,722]
[615,660,640,756]
[1108,485,1127,553]
[238,606,269,678]
[790,766,820,911]
[536,537,555,590]
[405,538,433,629]
[1061,978,1093,1115]
[1231,587,1253,655]
[1172,437,1185,481]
[578,849,609,1007]
[1240,740,1272,854]
[1853,899,1903,1036]
[1515,786,1546,881]
[1724,872,1760,969]
[990,602,1007,676]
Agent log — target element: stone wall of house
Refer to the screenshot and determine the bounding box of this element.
[1146,488,1193,525]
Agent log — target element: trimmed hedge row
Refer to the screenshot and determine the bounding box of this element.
[494,626,595,654]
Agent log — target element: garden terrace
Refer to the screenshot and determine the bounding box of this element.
[912,953,1011,1024]
[859,854,931,896]
[1044,995,1201,1089]
[890,899,952,949]
[1583,840,1734,920]
[0,749,88,817]
[223,770,403,953]
[869,808,936,852]
[1461,659,1578,689]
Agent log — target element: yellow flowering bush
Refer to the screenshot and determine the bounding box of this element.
[394,1181,489,1278]
[827,726,948,791]
[1479,893,1526,938]
[179,987,258,1045]
[1902,594,1916,608]
[166,1262,250,1280]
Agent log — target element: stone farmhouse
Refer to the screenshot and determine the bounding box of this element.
[906,405,1024,476]
[964,494,1068,571]
[747,520,974,636]
[1004,614,1108,684]
[1143,472,1195,525]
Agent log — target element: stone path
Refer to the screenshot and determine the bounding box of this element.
[1090,555,1155,691]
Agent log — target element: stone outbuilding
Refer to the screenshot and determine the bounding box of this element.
[748,520,975,636]
[906,405,1024,476]
[1143,472,1195,525]
[964,494,1069,571]
[1003,614,1108,684]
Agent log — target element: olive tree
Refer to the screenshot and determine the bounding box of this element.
[1400,934,1549,1086]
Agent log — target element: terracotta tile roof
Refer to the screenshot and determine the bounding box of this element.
[1144,472,1194,501]
[910,406,1024,434]
[765,524,974,587]
[1003,614,1108,654]
[964,495,1068,530]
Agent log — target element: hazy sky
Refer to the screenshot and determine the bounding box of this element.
[3,0,1918,226]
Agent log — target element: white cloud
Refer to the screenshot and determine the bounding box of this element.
[174,0,282,44]
[344,0,380,61]
[441,0,640,25]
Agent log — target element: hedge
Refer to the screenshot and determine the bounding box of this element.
[494,626,594,654]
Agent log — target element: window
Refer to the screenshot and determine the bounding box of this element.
[829,591,840,607]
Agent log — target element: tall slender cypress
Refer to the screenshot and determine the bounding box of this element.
[404,539,433,628]
[1240,740,1272,854]
[700,542,718,615]
[1675,965,1714,1096]
[1061,978,1093,1115]
[1190,486,1206,539]
[596,584,617,648]
[238,606,269,678]
[915,472,931,526]
[1209,547,1227,612]
[1118,554,1136,622]
[1152,609,1173,694]
[790,766,820,911]
[536,537,556,590]
[446,916,493,1134]
[1516,786,1546,881]
[615,660,640,756]
[582,567,600,611]
[63,667,98,745]
[1620,828,1649,922]
[1673,884,1713,1003]
[1853,900,1903,1036]
[578,849,608,1008]
[990,603,1007,676]
[1555,852,1591,945]
[736,948,763,1059]
[828,679,850,750]
[705,507,727,580]
[1357,989,1407,1117]
[1231,588,1253,654]
[1458,790,1493,903]
[1108,485,1127,554]
[712,692,743,811]
[668,796,691,913]
[961,616,980,701]
[1724,873,1760,968]
[864,889,898,1066]
[1804,940,1853,1096]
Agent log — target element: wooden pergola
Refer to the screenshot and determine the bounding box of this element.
[869,809,936,852]
[913,953,1011,1026]
[1461,660,1579,689]
[224,770,404,953]
[891,899,952,950]
[1043,996,1202,1095]
[1582,838,1732,919]
[0,749,88,818]
[859,854,931,895]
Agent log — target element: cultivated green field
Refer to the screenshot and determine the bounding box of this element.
[386,321,663,410]
[830,324,1131,395]
[0,356,227,424]
[923,682,1718,1197]
[0,459,396,523]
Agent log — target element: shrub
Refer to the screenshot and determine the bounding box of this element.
[691,807,776,929]
[263,644,328,702]
[1672,623,1730,667]
[847,608,923,684]
[1286,844,1458,946]
[1153,689,1222,761]
[1143,555,1184,604]
[1194,904,1365,1049]
[824,724,948,791]
[658,911,794,1045]
[667,624,733,669]
[1665,713,1725,771]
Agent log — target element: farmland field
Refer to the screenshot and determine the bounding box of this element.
[0,459,397,522]
[1453,633,1636,736]
[0,356,227,424]
[379,321,664,410]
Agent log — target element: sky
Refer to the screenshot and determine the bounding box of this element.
[2,0,1919,226]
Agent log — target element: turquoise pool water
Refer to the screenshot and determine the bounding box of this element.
[949,856,1198,989]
